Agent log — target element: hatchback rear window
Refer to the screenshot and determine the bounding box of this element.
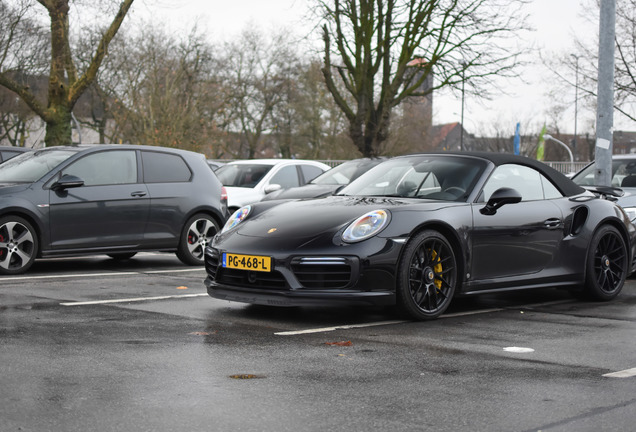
[142,151,192,183]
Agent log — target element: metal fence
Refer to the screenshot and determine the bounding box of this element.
[543,161,589,175]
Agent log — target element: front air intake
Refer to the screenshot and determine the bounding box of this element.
[291,257,354,289]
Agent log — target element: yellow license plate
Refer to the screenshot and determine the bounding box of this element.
[222,253,272,272]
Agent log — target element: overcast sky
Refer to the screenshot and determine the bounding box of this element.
[139,0,623,137]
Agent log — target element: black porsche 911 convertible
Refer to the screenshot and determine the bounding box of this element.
[204,152,636,320]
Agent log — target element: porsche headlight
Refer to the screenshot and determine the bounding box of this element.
[622,206,636,222]
[342,210,389,243]
[222,205,251,233]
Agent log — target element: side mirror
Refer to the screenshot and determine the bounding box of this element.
[264,184,282,194]
[51,174,84,191]
[334,185,346,194]
[397,181,417,196]
[480,187,522,215]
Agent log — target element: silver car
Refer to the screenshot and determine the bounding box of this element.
[571,155,636,222]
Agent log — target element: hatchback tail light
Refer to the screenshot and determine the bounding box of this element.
[221,186,228,205]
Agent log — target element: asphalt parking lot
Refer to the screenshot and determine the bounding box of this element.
[1,253,635,432]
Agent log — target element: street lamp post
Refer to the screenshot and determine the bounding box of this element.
[460,62,466,151]
[572,54,579,161]
[543,134,575,174]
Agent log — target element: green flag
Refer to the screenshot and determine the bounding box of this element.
[537,125,547,161]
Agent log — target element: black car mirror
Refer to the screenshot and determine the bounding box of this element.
[480,187,522,215]
[51,174,84,191]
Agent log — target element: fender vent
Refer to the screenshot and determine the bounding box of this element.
[571,206,589,236]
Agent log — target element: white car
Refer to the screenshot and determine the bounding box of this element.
[215,159,330,212]
[571,154,636,222]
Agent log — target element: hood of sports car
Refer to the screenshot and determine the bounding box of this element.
[231,195,453,239]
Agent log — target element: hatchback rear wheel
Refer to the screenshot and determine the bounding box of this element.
[176,214,219,265]
[0,216,38,275]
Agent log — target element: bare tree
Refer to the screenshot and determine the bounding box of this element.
[97,24,227,153]
[317,0,528,156]
[546,0,636,128]
[270,59,357,159]
[0,0,134,147]
[296,60,358,159]
[0,1,48,146]
[219,27,305,159]
[0,90,40,147]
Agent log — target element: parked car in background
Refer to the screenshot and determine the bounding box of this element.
[571,155,636,222]
[0,146,31,163]
[214,159,330,212]
[261,157,387,202]
[206,152,635,320]
[0,145,227,274]
[207,159,225,171]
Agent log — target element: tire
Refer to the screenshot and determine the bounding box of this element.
[0,215,38,275]
[108,252,137,260]
[176,214,220,266]
[396,230,458,320]
[583,225,627,301]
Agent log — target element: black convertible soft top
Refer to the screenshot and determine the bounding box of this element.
[415,151,586,198]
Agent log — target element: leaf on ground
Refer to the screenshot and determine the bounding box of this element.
[229,374,265,379]
[325,341,353,346]
[177,286,188,290]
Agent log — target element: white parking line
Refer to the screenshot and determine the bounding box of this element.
[274,307,505,336]
[60,293,208,306]
[443,307,504,318]
[1,268,204,281]
[603,367,636,378]
[274,320,408,335]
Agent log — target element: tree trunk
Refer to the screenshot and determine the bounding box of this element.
[0,0,134,147]
[44,107,72,147]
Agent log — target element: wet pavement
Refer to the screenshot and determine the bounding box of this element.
[1,253,635,431]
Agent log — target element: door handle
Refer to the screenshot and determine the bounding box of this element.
[130,191,147,197]
[543,218,561,229]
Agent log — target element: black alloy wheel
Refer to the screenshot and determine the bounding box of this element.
[176,214,220,266]
[0,215,38,275]
[584,225,627,300]
[396,230,458,320]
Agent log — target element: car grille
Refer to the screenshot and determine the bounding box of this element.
[291,257,353,289]
[217,267,288,290]
[205,249,354,290]
[205,248,288,290]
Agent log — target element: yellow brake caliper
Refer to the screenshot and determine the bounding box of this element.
[431,249,442,289]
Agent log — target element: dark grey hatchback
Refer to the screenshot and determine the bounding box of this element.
[0,144,228,274]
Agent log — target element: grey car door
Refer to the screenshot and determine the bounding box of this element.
[48,150,150,250]
[140,150,193,246]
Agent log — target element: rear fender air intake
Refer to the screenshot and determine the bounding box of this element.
[570,206,589,236]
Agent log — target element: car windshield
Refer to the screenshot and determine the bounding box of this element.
[215,164,273,188]
[572,159,636,188]
[0,149,77,183]
[311,160,379,186]
[338,155,487,201]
